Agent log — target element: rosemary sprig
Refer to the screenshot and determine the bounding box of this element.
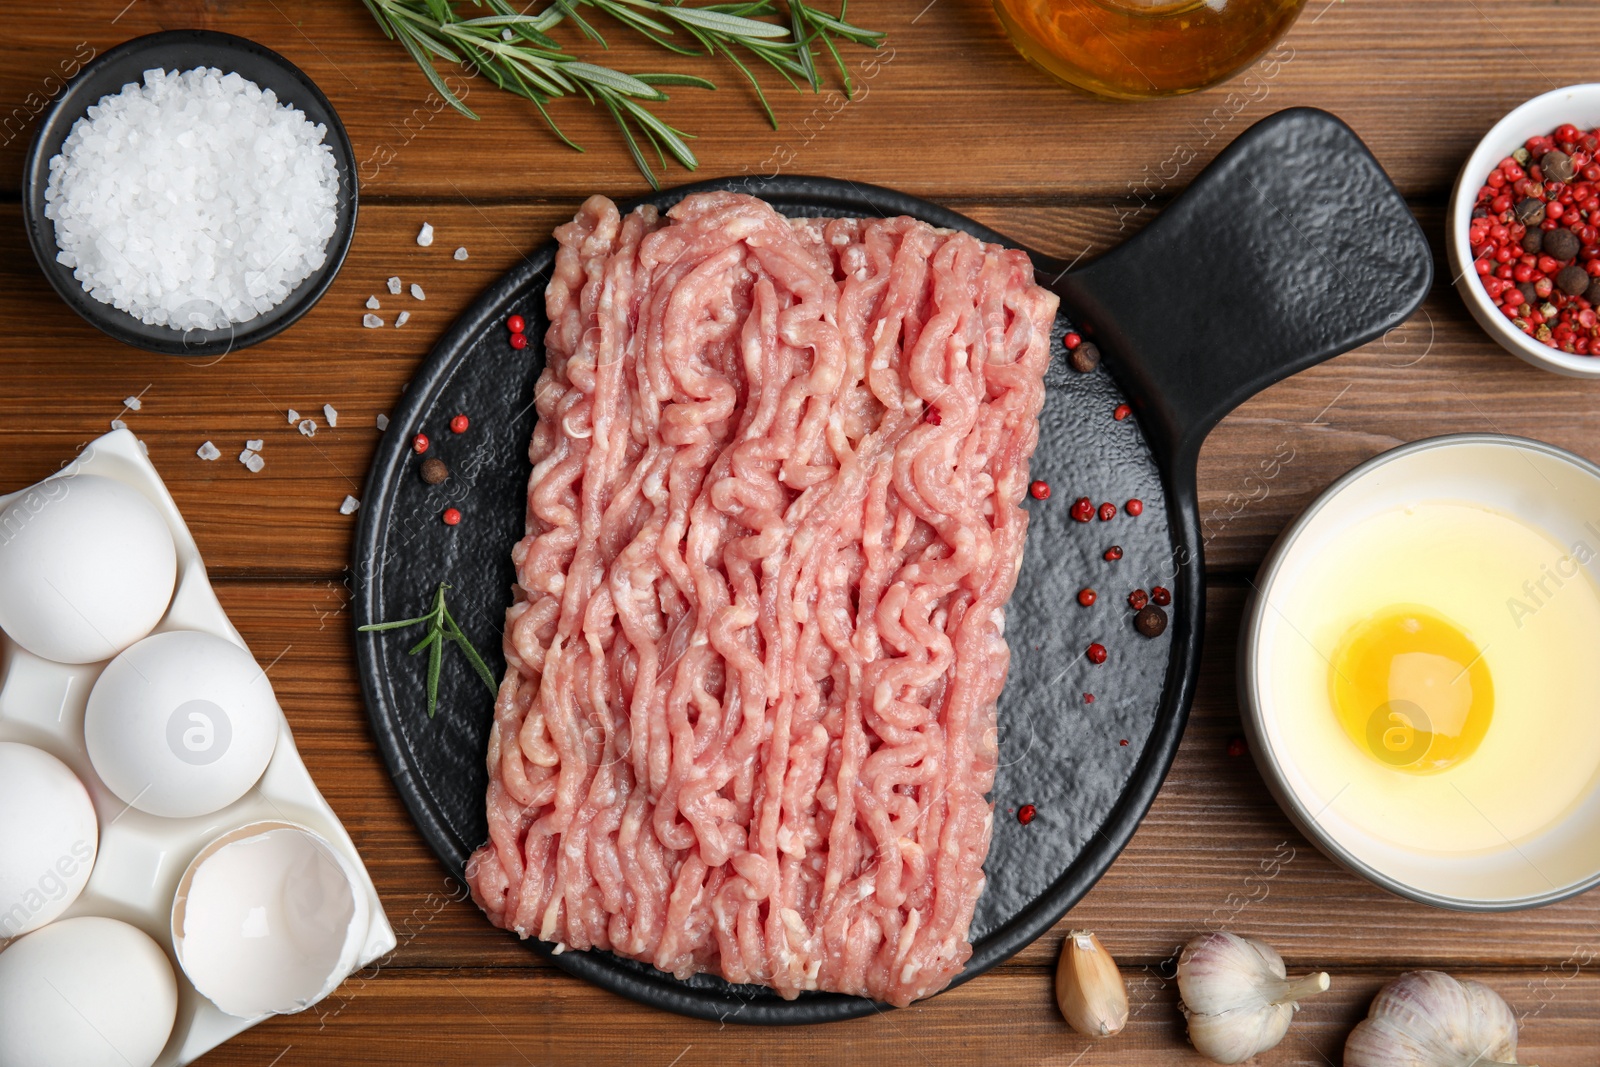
[363,0,886,186]
[360,582,498,718]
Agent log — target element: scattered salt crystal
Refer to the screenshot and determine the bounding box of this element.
[395,310,410,328]
[323,404,338,427]
[110,419,126,430]
[197,441,220,461]
[287,408,299,424]
[124,396,142,411]
[339,495,360,515]
[44,67,340,331]
[410,283,426,301]
[454,247,468,261]
[376,413,390,431]
[417,223,434,247]
[239,449,265,472]
[245,439,264,451]
[501,27,513,40]
[363,314,383,328]
[366,295,380,310]
[298,419,317,438]
[387,276,402,295]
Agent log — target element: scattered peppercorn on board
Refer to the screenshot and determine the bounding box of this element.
[4,1,1600,1064]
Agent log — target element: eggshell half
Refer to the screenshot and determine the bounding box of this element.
[172,821,370,1018]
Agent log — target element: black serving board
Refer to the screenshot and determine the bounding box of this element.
[354,109,1432,1023]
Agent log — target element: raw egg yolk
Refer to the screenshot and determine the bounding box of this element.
[1329,605,1493,774]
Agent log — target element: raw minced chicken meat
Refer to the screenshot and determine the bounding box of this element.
[466,191,1057,1006]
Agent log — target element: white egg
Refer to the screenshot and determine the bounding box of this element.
[0,474,176,664]
[83,630,280,818]
[0,743,97,937]
[0,916,177,1067]
[173,822,369,1018]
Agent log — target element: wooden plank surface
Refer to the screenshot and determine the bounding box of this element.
[3,0,1600,1063]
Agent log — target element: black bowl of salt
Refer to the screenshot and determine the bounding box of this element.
[21,30,357,358]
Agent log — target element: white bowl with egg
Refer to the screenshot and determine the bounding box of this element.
[1240,434,1600,910]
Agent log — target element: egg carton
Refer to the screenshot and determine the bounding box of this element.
[0,429,395,1065]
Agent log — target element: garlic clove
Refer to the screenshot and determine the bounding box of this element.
[1346,971,1533,1067]
[1055,930,1129,1038]
[1177,932,1330,1065]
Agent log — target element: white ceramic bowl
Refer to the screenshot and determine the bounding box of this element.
[1447,84,1600,377]
[1240,434,1600,910]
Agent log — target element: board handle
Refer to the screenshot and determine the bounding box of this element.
[1052,107,1433,476]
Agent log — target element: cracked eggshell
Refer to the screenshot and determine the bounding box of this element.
[0,916,177,1067]
[172,822,369,1019]
[0,743,98,936]
[83,630,280,818]
[0,474,176,663]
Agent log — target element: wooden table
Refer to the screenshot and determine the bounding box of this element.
[5,1,1598,1062]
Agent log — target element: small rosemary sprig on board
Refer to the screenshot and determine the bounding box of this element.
[362,0,885,187]
[359,582,497,718]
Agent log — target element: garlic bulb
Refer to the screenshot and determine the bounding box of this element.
[1346,971,1537,1067]
[1176,932,1330,1064]
[1055,930,1128,1038]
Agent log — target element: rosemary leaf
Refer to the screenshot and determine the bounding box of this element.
[426,634,443,717]
[442,608,500,694]
[358,613,433,632]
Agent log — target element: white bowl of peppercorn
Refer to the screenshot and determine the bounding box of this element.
[1448,84,1600,377]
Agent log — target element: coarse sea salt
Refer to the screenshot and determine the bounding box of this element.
[363,314,383,328]
[339,495,360,515]
[323,404,338,427]
[417,223,434,247]
[387,276,402,295]
[45,67,340,332]
[410,283,426,301]
[454,247,468,260]
[366,295,380,310]
[197,441,220,461]
[124,396,142,411]
[395,310,410,328]
[375,413,389,431]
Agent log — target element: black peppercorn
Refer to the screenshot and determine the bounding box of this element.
[1587,278,1600,306]
[1521,229,1544,255]
[1542,150,1576,183]
[1556,264,1591,297]
[1544,227,1581,262]
[1514,198,1546,225]
[420,457,450,485]
[1133,605,1167,638]
[1068,341,1100,374]
[1518,282,1539,306]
